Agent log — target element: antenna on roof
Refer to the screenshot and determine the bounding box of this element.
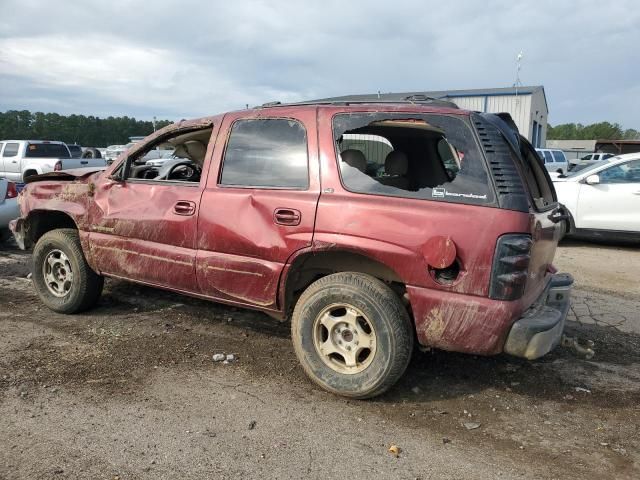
[514,50,524,106]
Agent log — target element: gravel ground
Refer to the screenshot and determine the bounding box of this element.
[0,239,638,479]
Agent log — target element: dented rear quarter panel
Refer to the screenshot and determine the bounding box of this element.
[315,106,555,354]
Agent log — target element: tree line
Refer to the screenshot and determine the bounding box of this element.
[0,110,173,148]
[548,122,640,140]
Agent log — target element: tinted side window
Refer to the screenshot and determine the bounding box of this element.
[220,119,308,189]
[599,160,640,184]
[3,143,19,157]
[552,151,565,162]
[543,151,554,163]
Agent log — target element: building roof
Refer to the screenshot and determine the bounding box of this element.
[311,86,547,113]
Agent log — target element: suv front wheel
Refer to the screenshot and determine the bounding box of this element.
[32,228,104,313]
[291,272,413,399]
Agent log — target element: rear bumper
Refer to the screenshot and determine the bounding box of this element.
[503,273,573,359]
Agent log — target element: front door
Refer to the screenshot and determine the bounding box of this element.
[87,125,214,291]
[578,159,640,232]
[196,110,320,310]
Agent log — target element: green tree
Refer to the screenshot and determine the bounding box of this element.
[548,121,633,140]
[0,110,173,147]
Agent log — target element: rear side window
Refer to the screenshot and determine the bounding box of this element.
[552,151,565,162]
[25,143,70,158]
[220,118,308,189]
[333,113,494,205]
[542,151,553,164]
[2,142,19,157]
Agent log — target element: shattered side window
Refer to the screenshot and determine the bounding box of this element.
[333,113,495,205]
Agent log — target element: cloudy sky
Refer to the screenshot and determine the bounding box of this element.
[1,0,638,127]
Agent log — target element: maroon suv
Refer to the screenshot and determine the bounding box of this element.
[11,98,572,398]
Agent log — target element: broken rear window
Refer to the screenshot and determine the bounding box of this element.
[333,113,494,205]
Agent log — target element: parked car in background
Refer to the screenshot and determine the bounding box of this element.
[536,148,569,174]
[568,152,615,172]
[553,153,640,240]
[0,178,19,243]
[0,140,106,182]
[10,101,571,399]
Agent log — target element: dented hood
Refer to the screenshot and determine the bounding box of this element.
[24,167,106,184]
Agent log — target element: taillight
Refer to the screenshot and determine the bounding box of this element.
[5,181,18,199]
[54,161,62,171]
[489,234,532,301]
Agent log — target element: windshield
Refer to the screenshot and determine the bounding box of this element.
[564,159,610,178]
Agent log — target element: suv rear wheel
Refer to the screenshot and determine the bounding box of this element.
[291,272,413,399]
[32,228,104,313]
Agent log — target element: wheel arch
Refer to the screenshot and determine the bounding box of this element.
[280,248,406,317]
[22,210,78,249]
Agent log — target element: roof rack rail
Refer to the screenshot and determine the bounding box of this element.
[260,101,282,107]
[257,97,458,109]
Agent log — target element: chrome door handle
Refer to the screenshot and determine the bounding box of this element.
[274,208,301,226]
[173,200,196,216]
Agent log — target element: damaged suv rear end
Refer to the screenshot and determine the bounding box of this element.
[311,106,571,368]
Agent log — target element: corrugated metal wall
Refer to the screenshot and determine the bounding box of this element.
[448,91,548,143]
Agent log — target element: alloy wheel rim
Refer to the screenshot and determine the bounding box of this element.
[42,249,73,298]
[312,304,377,374]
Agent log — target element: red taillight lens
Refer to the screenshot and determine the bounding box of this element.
[489,234,532,301]
[5,182,18,199]
[54,161,62,171]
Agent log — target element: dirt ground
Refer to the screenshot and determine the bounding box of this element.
[0,239,638,479]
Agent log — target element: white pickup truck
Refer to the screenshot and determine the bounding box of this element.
[0,140,106,182]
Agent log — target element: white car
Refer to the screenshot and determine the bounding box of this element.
[0,178,20,244]
[553,153,640,240]
[0,140,106,182]
[536,148,569,174]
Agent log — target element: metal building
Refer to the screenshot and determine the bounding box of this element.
[313,86,548,146]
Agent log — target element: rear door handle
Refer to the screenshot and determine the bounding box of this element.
[274,208,301,226]
[173,200,196,216]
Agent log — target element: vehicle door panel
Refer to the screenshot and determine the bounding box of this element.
[89,180,202,290]
[196,110,320,309]
[2,143,22,181]
[577,161,640,231]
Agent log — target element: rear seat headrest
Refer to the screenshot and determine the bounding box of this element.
[385,151,408,175]
[341,149,367,173]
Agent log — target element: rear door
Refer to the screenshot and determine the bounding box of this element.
[196,110,320,309]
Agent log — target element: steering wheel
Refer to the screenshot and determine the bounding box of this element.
[155,160,201,182]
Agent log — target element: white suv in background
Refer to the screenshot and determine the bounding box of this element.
[535,148,569,174]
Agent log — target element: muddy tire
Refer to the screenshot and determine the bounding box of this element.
[291,272,413,399]
[32,228,104,313]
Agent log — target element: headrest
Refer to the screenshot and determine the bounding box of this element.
[174,144,189,159]
[341,149,367,173]
[385,151,408,175]
[184,141,206,164]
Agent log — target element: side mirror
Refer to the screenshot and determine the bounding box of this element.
[585,174,600,185]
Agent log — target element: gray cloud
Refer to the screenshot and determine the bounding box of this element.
[1,0,638,126]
